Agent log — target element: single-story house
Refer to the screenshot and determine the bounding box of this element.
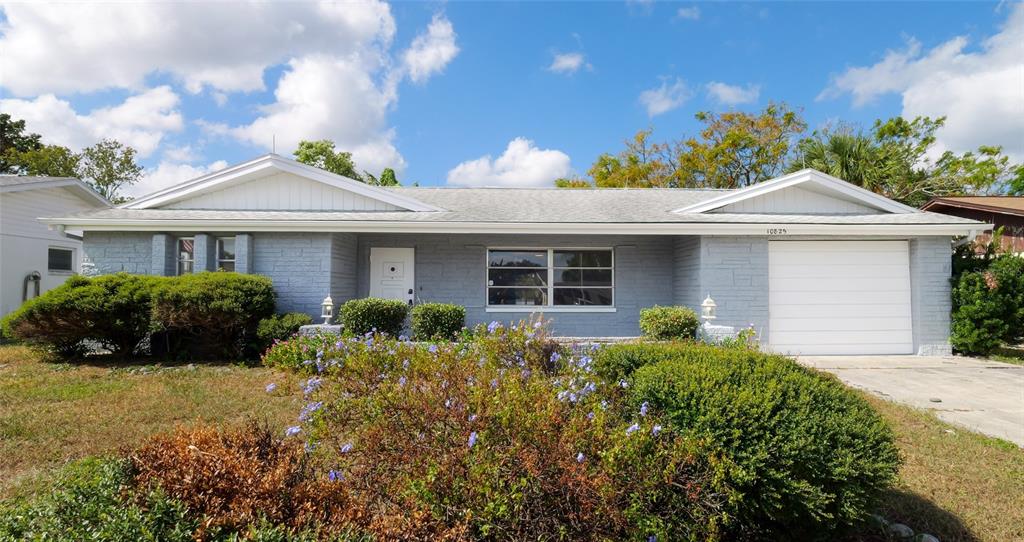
[42,154,989,355]
[1,176,111,318]
[921,196,1024,254]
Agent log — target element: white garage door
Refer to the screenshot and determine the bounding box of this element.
[768,241,913,355]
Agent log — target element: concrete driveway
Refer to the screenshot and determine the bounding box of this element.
[798,355,1024,447]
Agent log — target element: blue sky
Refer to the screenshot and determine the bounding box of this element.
[1,1,1020,194]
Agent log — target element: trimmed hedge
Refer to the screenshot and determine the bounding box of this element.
[638,305,701,340]
[600,343,900,539]
[1,273,165,357]
[951,256,1024,355]
[152,272,276,359]
[410,302,465,340]
[339,297,408,336]
[257,312,314,351]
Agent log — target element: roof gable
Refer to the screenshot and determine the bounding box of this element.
[673,169,919,215]
[122,155,441,212]
[0,176,111,207]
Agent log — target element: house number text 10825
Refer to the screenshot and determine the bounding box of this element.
[766,228,788,235]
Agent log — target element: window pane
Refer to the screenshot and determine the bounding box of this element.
[47,248,73,271]
[553,288,613,306]
[488,268,547,287]
[553,269,580,287]
[488,287,548,306]
[488,250,547,268]
[553,250,611,268]
[178,238,194,260]
[178,260,194,275]
[582,269,612,286]
[217,238,235,261]
[219,261,235,272]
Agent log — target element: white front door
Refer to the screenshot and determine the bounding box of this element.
[369,247,415,305]
[768,240,914,355]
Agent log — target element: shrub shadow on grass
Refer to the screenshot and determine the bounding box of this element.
[860,488,979,542]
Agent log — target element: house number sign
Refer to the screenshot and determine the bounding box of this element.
[766,228,789,235]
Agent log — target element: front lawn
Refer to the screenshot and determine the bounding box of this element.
[1,342,1021,540]
[0,345,301,498]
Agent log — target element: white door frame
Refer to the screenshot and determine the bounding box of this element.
[369,247,415,305]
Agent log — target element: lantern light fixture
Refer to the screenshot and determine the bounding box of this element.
[321,295,334,325]
[701,294,717,322]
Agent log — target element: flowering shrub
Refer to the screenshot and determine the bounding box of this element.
[339,297,408,336]
[639,306,701,340]
[261,333,334,373]
[256,312,313,351]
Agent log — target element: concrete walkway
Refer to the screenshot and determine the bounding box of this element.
[798,355,1024,447]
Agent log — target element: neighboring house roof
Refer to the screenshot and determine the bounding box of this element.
[0,175,111,207]
[921,196,1024,218]
[39,155,988,236]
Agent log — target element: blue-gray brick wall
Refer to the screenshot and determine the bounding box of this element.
[673,236,702,309]
[252,233,334,315]
[354,234,676,336]
[698,236,770,337]
[331,233,358,304]
[910,237,953,355]
[82,232,153,274]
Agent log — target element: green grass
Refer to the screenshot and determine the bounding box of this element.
[1,345,1021,541]
[0,345,301,499]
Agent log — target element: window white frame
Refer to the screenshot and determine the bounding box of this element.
[216,236,236,271]
[176,237,195,275]
[47,246,74,273]
[485,247,616,313]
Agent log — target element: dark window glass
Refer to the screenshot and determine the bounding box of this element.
[487,287,548,306]
[488,268,547,287]
[177,238,194,275]
[553,250,612,268]
[217,237,236,271]
[553,269,613,287]
[552,288,613,306]
[488,250,547,268]
[47,248,73,272]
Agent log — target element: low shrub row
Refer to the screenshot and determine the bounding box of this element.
[639,305,701,340]
[339,298,466,339]
[1,272,277,360]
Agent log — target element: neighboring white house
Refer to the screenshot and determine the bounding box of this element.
[0,176,111,318]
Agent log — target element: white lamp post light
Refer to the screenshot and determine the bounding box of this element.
[321,295,334,325]
[701,294,717,322]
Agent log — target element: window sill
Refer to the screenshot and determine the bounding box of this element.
[47,270,75,276]
[485,307,617,313]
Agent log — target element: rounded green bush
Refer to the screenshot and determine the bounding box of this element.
[340,297,408,336]
[257,312,313,350]
[410,302,465,340]
[638,305,701,340]
[623,344,900,539]
[951,256,1024,355]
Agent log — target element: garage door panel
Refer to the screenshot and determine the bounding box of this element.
[771,290,911,306]
[771,317,911,332]
[768,241,913,355]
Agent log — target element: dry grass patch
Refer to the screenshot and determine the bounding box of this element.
[0,345,300,498]
[865,394,1024,542]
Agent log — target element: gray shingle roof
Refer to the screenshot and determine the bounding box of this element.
[49,186,978,225]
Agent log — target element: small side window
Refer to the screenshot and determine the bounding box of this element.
[216,237,236,272]
[177,237,195,275]
[48,247,74,272]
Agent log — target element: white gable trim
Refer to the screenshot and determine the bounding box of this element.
[122,154,442,212]
[1,177,111,207]
[672,169,920,215]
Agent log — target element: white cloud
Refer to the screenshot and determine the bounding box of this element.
[446,138,572,187]
[548,52,589,74]
[402,14,460,84]
[0,86,183,157]
[638,77,691,117]
[706,82,760,105]
[820,3,1024,160]
[127,160,229,198]
[675,6,701,20]
[162,145,199,163]
[0,1,396,96]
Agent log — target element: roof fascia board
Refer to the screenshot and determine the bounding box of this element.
[1,178,111,207]
[922,199,1024,218]
[123,154,442,212]
[39,217,989,237]
[672,169,919,215]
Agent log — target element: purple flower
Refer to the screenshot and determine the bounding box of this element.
[490,378,499,389]
[468,431,478,448]
[444,398,453,409]
[648,536,657,542]
[428,344,438,354]
[468,414,478,422]
[587,411,595,421]
[302,377,322,396]
[265,383,277,393]
[550,351,561,363]
[340,442,353,454]
[626,423,640,435]
[487,321,500,334]
[398,376,407,387]
[328,470,343,482]
[652,424,663,436]
[619,379,629,389]
[639,402,649,417]
[576,452,585,463]
[285,426,302,437]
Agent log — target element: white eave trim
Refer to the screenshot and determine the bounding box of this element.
[121,154,443,212]
[37,217,991,237]
[672,169,920,215]
[0,178,111,207]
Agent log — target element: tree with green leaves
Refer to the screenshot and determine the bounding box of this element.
[1,113,43,174]
[5,144,81,177]
[790,116,1023,207]
[362,167,401,186]
[293,140,362,181]
[586,129,678,188]
[77,140,143,204]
